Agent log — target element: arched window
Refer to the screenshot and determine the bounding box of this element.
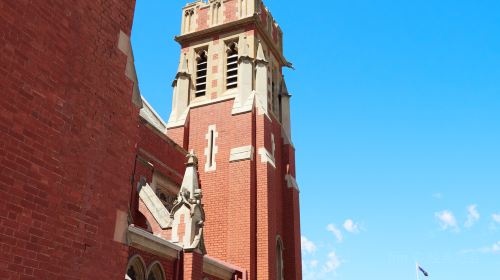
[195,50,208,97]
[276,237,284,280]
[146,262,166,280]
[212,1,222,25]
[226,42,238,89]
[125,255,146,280]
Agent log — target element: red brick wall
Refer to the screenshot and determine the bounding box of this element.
[183,251,204,279]
[223,0,238,23]
[196,7,209,31]
[137,121,186,185]
[168,125,190,150]
[132,121,187,235]
[0,1,138,279]
[167,96,302,279]
[182,100,236,260]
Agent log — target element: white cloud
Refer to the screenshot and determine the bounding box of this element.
[435,210,459,231]
[303,250,344,279]
[309,260,319,268]
[464,205,480,228]
[326,224,343,242]
[324,251,341,273]
[492,213,500,224]
[343,219,360,234]
[491,242,500,253]
[301,236,317,254]
[432,193,443,199]
[464,241,500,254]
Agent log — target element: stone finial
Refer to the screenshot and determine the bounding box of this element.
[255,41,267,63]
[180,151,200,200]
[178,53,189,74]
[186,150,198,167]
[169,151,206,254]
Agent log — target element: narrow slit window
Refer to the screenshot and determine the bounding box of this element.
[276,238,284,280]
[195,50,208,97]
[209,130,214,167]
[204,125,218,172]
[226,42,238,89]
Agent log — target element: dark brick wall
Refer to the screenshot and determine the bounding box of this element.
[0,1,138,279]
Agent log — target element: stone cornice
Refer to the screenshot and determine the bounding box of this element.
[175,14,291,68]
[254,15,292,68]
[176,15,255,45]
[203,255,238,279]
[127,225,182,260]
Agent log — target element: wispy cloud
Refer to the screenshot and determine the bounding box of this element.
[324,251,341,273]
[435,210,459,231]
[464,204,480,228]
[343,219,361,234]
[463,241,500,254]
[303,251,343,280]
[486,242,500,253]
[309,259,319,268]
[492,213,500,224]
[326,224,343,242]
[301,236,317,254]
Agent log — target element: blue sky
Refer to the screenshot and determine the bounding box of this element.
[131,0,500,279]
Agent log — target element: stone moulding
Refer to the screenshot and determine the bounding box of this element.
[127,225,182,260]
[203,255,240,280]
[285,174,300,192]
[229,145,255,162]
[258,147,276,168]
[138,180,171,229]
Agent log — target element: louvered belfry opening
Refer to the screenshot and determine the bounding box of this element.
[195,50,208,97]
[226,42,238,89]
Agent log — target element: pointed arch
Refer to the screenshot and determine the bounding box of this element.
[125,255,146,280]
[146,261,166,280]
[276,236,285,280]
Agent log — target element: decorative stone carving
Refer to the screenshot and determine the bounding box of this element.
[169,152,207,254]
[226,41,238,54]
[157,191,176,212]
[195,50,208,62]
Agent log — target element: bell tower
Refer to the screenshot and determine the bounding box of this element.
[167,1,302,279]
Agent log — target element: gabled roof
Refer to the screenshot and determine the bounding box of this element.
[139,96,168,133]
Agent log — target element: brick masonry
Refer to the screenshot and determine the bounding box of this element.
[0,0,138,279]
[0,0,301,279]
[168,99,302,280]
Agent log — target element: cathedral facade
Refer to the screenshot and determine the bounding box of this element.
[0,0,301,279]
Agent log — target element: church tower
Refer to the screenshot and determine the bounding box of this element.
[167,1,302,279]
